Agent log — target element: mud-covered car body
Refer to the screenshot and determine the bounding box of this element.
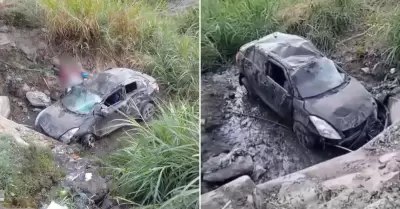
[35,68,158,144]
[236,32,388,149]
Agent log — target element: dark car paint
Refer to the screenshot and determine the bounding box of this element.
[237,33,388,149]
[36,68,157,143]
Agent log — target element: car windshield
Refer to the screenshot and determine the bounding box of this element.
[292,57,345,98]
[61,85,102,114]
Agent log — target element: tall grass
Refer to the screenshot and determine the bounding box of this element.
[38,0,199,99]
[201,0,280,65]
[0,135,63,208]
[201,0,362,68]
[103,101,199,208]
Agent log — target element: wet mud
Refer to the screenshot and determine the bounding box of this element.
[201,66,349,192]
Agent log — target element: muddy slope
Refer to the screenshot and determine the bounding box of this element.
[201,66,347,190]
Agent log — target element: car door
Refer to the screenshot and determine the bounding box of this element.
[121,81,143,118]
[243,47,257,85]
[252,50,271,104]
[94,87,127,136]
[260,59,293,118]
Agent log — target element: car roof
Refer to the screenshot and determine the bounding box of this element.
[83,68,153,96]
[240,32,325,75]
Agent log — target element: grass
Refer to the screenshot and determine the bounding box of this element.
[201,0,380,68]
[30,0,199,99]
[0,135,63,208]
[103,101,199,209]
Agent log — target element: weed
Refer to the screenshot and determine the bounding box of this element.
[103,101,199,208]
[0,135,63,208]
[38,0,199,99]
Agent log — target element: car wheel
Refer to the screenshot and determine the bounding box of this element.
[293,122,318,149]
[140,102,155,122]
[81,133,96,149]
[241,77,256,99]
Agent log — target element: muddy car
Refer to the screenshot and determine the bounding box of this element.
[35,68,159,147]
[236,32,388,150]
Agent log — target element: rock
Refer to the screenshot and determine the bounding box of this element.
[361,67,371,74]
[44,90,51,96]
[26,91,51,107]
[0,33,10,46]
[68,172,108,203]
[22,83,31,92]
[50,90,61,101]
[391,68,396,74]
[251,165,266,182]
[201,176,264,209]
[0,96,10,118]
[388,96,400,123]
[47,201,67,209]
[0,26,8,33]
[202,149,254,183]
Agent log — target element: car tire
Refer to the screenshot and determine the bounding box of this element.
[241,77,256,99]
[293,122,318,149]
[140,102,155,122]
[81,133,96,149]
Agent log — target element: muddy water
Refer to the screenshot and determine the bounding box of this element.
[201,66,347,189]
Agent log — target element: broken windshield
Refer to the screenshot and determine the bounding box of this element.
[61,85,102,114]
[292,57,345,98]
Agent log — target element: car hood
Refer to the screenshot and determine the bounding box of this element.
[37,102,90,139]
[304,77,375,131]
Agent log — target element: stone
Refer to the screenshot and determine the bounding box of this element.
[0,26,8,33]
[361,67,371,74]
[201,176,259,209]
[22,83,31,92]
[391,68,396,74]
[251,165,266,182]
[202,149,254,183]
[0,96,10,118]
[0,33,10,46]
[68,172,108,203]
[50,90,61,101]
[26,91,51,107]
[388,96,400,123]
[47,201,67,209]
[44,90,51,96]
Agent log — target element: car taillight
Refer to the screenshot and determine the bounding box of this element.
[151,82,159,92]
[235,52,243,65]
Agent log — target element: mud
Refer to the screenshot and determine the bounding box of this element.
[201,66,348,192]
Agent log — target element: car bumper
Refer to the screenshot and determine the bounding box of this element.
[323,101,389,150]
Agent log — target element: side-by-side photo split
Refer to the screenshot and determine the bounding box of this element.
[0,0,199,208]
[201,0,400,208]
[2,0,400,208]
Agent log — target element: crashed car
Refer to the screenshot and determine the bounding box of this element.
[35,68,159,147]
[236,32,388,150]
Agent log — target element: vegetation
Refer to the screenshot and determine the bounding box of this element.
[1,0,199,208]
[103,101,199,209]
[0,135,63,208]
[202,0,400,68]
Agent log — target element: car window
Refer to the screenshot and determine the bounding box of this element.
[292,57,345,98]
[104,89,124,107]
[125,82,137,94]
[61,85,101,114]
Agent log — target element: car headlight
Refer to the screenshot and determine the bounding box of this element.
[60,128,79,144]
[309,116,341,139]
